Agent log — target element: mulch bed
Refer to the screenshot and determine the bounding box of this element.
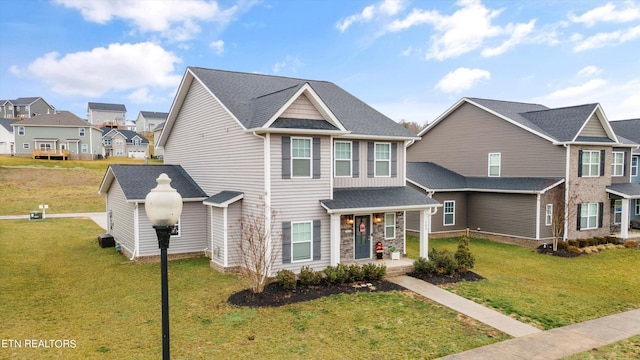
[536,245,581,258]
[408,271,485,285]
[228,280,407,307]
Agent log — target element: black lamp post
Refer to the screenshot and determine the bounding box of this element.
[145,173,183,360]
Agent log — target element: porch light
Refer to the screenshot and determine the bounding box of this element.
[145,173,183,360]
[374,214,382,224]
[345,215,354,225]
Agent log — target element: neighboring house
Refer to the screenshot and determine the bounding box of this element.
[0,118,18,154]
[146,67,439,272]
[610,119,640,224]
[12,111,103,160]
[98,165,208,259]
[406,97,639,243]
[87,102,126,128]
[0,97,55,119]
[124,119,136,131]
[136,111,168,133]
[152,122,165,159]
[102,128,150,158]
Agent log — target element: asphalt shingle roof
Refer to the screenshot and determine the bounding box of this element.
[610,119,640,145]
[140,111,169,119]
[320,186,439,212]
[106,165,207,201]
[0,118,18,131]
[204,191,244,206]
[88,102,127,112]
[606,183,640,199]
[13,111,88,127]
[189,67,416,138]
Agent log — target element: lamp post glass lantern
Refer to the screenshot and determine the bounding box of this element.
[145,173,183,360]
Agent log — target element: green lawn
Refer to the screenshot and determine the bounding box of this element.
[0,219,507,359]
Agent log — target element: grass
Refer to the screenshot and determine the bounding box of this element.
[0,219,507,359]
[563,335,640,359]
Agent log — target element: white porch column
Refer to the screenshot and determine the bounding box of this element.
[621,198,630,239]
[330,214,341,266]
[419,209,429,259]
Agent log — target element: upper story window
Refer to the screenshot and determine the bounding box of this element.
[79,128,86,137]
[18,126,25,136]
[292,137,312,178]
[443,200,455,226]
[488,153,501,177]
[334,141,352,177]
[133,138,141,146]
[612,152,624,177]
[103,138,111,145]
[115,138,124,145]
[631,156,638,177]
[580,150,601,177]
[375,143,391,177]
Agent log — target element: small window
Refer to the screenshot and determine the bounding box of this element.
[375,143,390,177]
[632,156,638,177]
[18,126,25,136]
[545,204,553,226]
[133,138,141,146]
[79,128,86,137]
[103,138,111,145]
[115,138,124,145]
[292,221,312,262]
[488,153,501,177]
[614,200,622,225]
[581,150,600,177]
[115,149,124,156]
[580,203,598,230]
[612,152,624,177]
[291,138,312,178]
[384,213,395,239]
[443,200,455,226]
[23,143,30,149]
[334,141,351,177]
[635,200,640,216]
[81,144,88,153]
[170,218,181,237]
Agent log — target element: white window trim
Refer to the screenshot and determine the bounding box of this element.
[291,221,312,262]
[635,200,640,216]
[18,126,25,136]
[488,153,501,177]
[545,204,553,226]
[79,128,86,137]
[443,200,455,226]
[375,142,391,177]
[23,143,30,149]
[614,200,622,225]
[291,137,312,178]
[582,150,600,177]
[632,156,638,177]
[170,218,181,237]
[334,141,352,177]
[384,213,395,239]
[580,202,598,230]
[81,144,88,153]
[612,151,624,177]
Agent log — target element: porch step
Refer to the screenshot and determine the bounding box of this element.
[385,264,414,278]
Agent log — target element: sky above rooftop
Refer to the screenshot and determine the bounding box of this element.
[1,0,639,124]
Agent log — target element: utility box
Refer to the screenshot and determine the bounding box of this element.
[29,211,43,220]
[97,234,115,248]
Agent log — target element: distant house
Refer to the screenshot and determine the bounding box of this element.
[102,128,149,158]
[12,111,103,160]
[0,118,18,154]
[406,98,640,242]
[0,97,55,119]
[98,165,208,259]
[152,122,165,159]
[136,111,168,133]
[87,102,126,128]
[610,119,640,225]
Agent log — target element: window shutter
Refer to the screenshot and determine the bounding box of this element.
[352,141,359,177]
[313,220,321,261]
[391,142,397,177]
[282,136,291,179]
[282,221,291,264]
[313,137,321,179]
[576,204,582,230]
[598,202,604,228]
[578,150,583,177]
[600,150,605,176]
[367,142,374,178]
[623,152,628,176]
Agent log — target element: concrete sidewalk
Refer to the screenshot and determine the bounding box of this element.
[0,212,107,230]
[389,276,640,359]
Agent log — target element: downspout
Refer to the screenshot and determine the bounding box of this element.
[563,144,570,240]
[131,203,139,261]
[535,193,541,240]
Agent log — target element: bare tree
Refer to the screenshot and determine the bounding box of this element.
[237,199,280,293]
[398,120,426,134]
[549,183,580,251]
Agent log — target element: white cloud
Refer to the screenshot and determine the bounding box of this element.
[435,67,490,93]
[11,42,182,97]
[209,40,225,55]
[336,0,406,32]
[542,79,607,100]
[482,19,536,57]
[573,25,640,52]
[54,0,238,41]
[568,1,640,27]
[128,87,155,104]
[576,65,602,78]
[272,56,303,74]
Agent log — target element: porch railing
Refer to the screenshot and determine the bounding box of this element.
[32,149,69,159]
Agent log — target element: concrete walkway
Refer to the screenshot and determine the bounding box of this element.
[0,212,107,230]
[389,275,640,359]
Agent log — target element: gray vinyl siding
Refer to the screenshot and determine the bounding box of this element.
[407,102,566,177]
[280,94,324,120]
[579,114,608,138]
[431,192,467,232]
[271,134,332,272]
[14,126,102,157]
[226,201,243,268]
[611,147,632,184]
[137,202,207,256]
[210,206,224,266]
[106,179,136,255]
[539,185,564,239]
[333,140,405,188]
[29,99,54,117]
[467,192,537,238]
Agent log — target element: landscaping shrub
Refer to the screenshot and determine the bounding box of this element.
[298,266,322,286]
[556,240,568,250]
[413,257,436,275]
[276,269,297,290]
[454,236,475,274]
[323,264,349,284]
[567,240,578,247]
[347,264,365,283]
[431,249,457,276]
[362,263,386,282]
[567,245,582,254]
[624,241,639,248]
[578,238,590,248]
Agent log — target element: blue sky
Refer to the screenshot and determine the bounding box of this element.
[1,0,639,125]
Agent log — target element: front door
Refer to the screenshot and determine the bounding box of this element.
[354,215,370,259]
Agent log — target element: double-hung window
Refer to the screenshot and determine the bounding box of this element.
[632,156,638,177]
[581,150,600,177]
[79,128,86,137]
[81,144,88,153]
[375,143,390,177]
[292,221,312,261]
[580,203,598,230]
[635,200,640,216]
[18,126,25,136]
[170,218,181,237]
[443,200,455,226]
[545,204,553,226]
[614,200,622,225]
[384,213,395,239]
[334,141,351,177]
[292,137,312,178]
[115,139,124,145]
[612,152,624,177]
[488,153,501,177]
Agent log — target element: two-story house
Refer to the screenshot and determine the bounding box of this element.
[0,118,18,154]
[12,111,104,160]
[610,119,640,227]
[87,102,127,128]
[406,98,639,244]
[102,128,149,158]
[0,97,55,119]
[135,111,168,134]
[101,67,440,272]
